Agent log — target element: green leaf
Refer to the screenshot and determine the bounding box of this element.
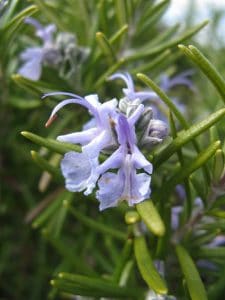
[126,20,208,61]
[169,112,192,217]
[119,260,134,287]
[9,97,42,109]
[43,230,96,276]
[68,204,126,241]
[0,0,19,26]
[175,245,208,300]
[191,231,218,247]
[53,272,143,298]
[21,131,81,155]
[109,24,128,45]
[208,267,225,300]
[12,74,55,96]
[0,5,38,46]
[32,0,67,31]
[137,74,207,187]
[141,0,170,25]
[197,247,225,259]
[153,108,225,167]
[113,239,133,283]
[136,0,170,36]
[134,235,168,294]
[94,58,126,88]
[113,0,127,27]
[150,23,180,47]
[136,200,165,236]
[31,151,62,181]
[51,280,105,298]
[137,73,187,127]
[178,45,225,103]
[96,31,117,63]
[161,141,221,193]
[201,220,225,232]
[207,209,225,219]
[32,190,69,229]
[50,198,72,238]
[212,149,224,182]
[131,50,171,74]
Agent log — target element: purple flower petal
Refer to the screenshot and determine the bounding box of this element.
[61,151,98,194]
[160,70,195,92]
[97,171,124,210]
[25,18,56,44]
[20,47,43,61]
[97,147,123,174]
[132,146,153,174]
[18,47,44,80]
[57,128,98,145]
[46,96,99,121]
[18,57,43,81]
[129,172,151,205]
[82,118,96,130]
[109,72,158,102]
[109,72,135,93]
[127,104,144,126]
[82,130,112,158]
[37,24,56,44]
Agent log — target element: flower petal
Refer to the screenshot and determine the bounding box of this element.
[61,151,98,194]
[128,104,144,126]
[97,147,123,174]
[37,24,56,44]
[47,98,97,121]
[20,47,43,61]
[133,146,153,174]
[96,171,124,210]
[129,172,151,205]
[109,72,135,93]
[82,118,96,130]
[82,130,111,158]
[18,57,43,81]
[131,91,158,102]
[85,94,100,108]
[57,128,98,145]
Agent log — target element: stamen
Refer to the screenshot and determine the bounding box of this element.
[45,114,57,127]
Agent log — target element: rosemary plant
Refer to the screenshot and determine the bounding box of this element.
[1,1,225,299]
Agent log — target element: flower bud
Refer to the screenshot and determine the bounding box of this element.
[136,107,153,130]
[118,97,141,116]
[139,118,168,149]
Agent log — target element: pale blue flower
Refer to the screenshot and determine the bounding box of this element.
[44,93,118,159]
[109,72,158,102]
[96,109,153,210]
[19,18,90,81]
[18,18,60,81]
[208,235,225,247]
[18,47,44,81]
[43,73,169,210]
[44,92,119,195]
[56,32,90,79]
[160,70,195,93]
[24,17,56,44]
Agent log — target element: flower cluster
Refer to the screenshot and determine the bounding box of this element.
[44,73,168,210]
[18,18,89,81]
[109,71,194,122]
